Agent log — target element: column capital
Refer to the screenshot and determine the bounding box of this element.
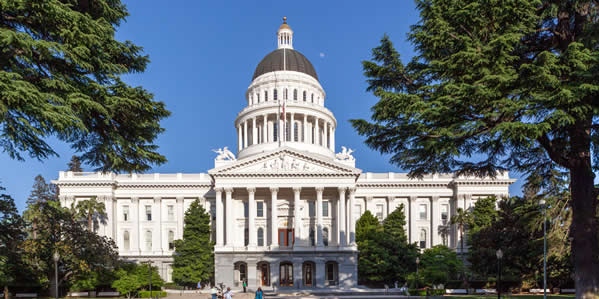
[224,187,234,194]
[247,187,256,194]
[347,187,356,195]
[337,187,347,194]
[131,196,139,202]
[269,187,279,193]
[214,187,224,193]
[315,186,324,193]
[366,196,373,202]
[292,186,302,193]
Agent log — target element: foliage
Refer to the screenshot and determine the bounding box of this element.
[112,269,141,299]
[111,262,162,299]
[450,207,470,278]
[73,197,107,231]
[468,196,498,235]
[67,156,83,172]
[419,245,463,286]
[380,205,419,282]
[172,199,214,287]
[0,185,26,292]
[0,0,170,172]
[352,0,599,295]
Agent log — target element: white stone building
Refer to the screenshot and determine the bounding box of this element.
[54,18,515,290]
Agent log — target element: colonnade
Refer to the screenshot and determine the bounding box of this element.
[214,186,355,248]
[236,112,335,152]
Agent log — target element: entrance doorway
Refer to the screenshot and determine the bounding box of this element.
[302,262,315,287]
[258,262,270,286]
[278,229,294,246]
[279,262,293,286]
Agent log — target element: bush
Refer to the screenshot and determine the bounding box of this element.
[138,291,166,298]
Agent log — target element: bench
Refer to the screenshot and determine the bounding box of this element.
[445,289,468,294]
[561,289,576,294]
[68,292,90,297]
[97,292,120,297]
[15,294,37,298]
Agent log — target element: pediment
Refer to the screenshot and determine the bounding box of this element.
[209,148,360,176]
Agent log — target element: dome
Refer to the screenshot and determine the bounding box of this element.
[252,48,318,80]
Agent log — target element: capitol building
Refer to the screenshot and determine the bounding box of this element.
[54,18,514,289]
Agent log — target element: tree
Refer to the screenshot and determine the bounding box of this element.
[356,211,389,286]
[172,199,214,287]
[0,0,170,172]
[0,186,26,299]
[23,175,56,239]
[67,156,83,172]
[352,1,598,296]
[73,197,107,231]
[419,245,462,287]
[112,262,163,299]
[450,208,470,278]
[380,205,419,283]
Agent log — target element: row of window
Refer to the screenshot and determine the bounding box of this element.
[243,121,330,146]
[122,205,176,222]
[236,260,338,287]
[250,88,319,104]
[243,201,331,218]
[242,227,331,247]
[121,229,176,252]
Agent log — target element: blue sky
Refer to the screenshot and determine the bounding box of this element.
[1,0,527,212]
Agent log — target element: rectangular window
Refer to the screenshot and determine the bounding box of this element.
[145,205,152,221]
[326,263,335,281]
[257,202,264,217]
[420,229,427,249]
[244,202,248,218]
[273,123,278,142]
[278,229,294,246]
[145,230,152,251]
[123,205,129,221]
[419,204,427,220]
[309,201,315,217]
[322,201,329,217]
[376,204,384,220]
[167,205,174,221]
[441,204,449,222]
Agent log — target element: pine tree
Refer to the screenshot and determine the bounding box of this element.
[0,0,170,172]
[0,185,26,299]
[172,199,214,287]
[381,205,418,283]
[355,211,388,286]
[352,1,599,295]
[68,156,83,172]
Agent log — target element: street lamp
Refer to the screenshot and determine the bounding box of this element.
[496,249,503,299]
[539,199,547,299]
[53,251,60,299]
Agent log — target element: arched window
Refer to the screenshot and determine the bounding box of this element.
[323,227,329,246]
[303,91,307,101]
[293,89,297,101]
[168,230,175,250]
[419,229,427,249]
[145,230,152,251]
[123,231,130,251]
[274,89,278,101]
[258,228,264,246]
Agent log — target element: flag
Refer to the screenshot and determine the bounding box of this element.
[280,100,286,121]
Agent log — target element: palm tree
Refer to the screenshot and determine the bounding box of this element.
[450,208,470,280]
[74,197,107,231]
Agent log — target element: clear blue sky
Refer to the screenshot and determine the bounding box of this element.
[1,0,527,212]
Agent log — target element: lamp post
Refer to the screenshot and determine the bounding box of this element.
[539,199,547,299]
[53,251,60,299]
[496,249,503,299]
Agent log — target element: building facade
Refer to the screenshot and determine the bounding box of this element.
[54,19,515,289]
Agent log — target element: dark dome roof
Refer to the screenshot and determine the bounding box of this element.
[252,48,318,80]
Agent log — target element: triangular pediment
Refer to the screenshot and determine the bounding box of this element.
[209,148,361,176]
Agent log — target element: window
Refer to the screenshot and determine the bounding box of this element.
[278,229,294,246]
[239,263,247,283]
[145,230,152,251]
[309,228,315,246]
[256,93,260,102]
[419,204,427,220]
[244,202,248,218]
[303,91,307,101]
[167,205,174,221]
[283,88,287,100]
[323,227,329,246]
[244,228,249,246]
[322,201,329,217]
[441,204,449,222]
[376,204,384,220]
[311,93,314,102]
[123,231,130,251]
[123,205,129,221]
[264,90,268,101]
[308,201,315,217]
[274,89,278,101]
[258,228,264,246]
[168,230,175,250]
[257,202,264,217]
[419,229,426,249]
[293,122,299,142]
[325,262,338,285]
[273,123,278,142]
[293,89,297,101]
[145,205,152,221]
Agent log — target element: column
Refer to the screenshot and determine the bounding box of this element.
[154,196,161,254]
[238,125,242,151]
[290,113,295,142]
[431,196,439,247]
[330,126,335,152]
[316,187,324,247]
[248,187,256,246]
[348,188,356,245]
[131,197,140,253]
[315,118,319,145]
[365,196,373,213]
[293,187,302,246]
[303,114,307,143]
[176,197,184,240]
[243,120,248,149]
[215,189,224,246]
[270,187,279,247]
[324,123,329,149]
[225,188,233,246]
[252,117,257,146]
[263,115,268,143]
[409,195,417,244]
[328,123,332,150]
[338,187,346,246]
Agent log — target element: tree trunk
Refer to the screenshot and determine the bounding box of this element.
[4,286,9,299]
[570,161,599,298]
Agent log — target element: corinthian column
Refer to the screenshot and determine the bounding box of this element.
[248,187,256,246]
[338,187,346,246]
[293,187,302,246]
[270,187,279,247]
[316,187,324,247]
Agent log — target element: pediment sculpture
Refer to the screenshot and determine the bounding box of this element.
[213,146,236,161]
[335,146,355,161]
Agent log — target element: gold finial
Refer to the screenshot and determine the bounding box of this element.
[283,16,287,24]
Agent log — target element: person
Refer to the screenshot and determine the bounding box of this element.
[211,286,218,299]
[254,287,263,299]
[242,280,247,293]
[197,281,202,293]
[223,287,233,299]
